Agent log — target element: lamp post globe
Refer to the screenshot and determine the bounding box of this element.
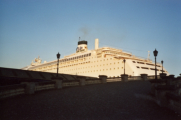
[56,52,61,77]
[153,49,158,57]
[153,49,158,80]
[123,59,126,63]
[57,52,60,59]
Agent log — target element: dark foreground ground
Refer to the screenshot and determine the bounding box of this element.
[0,80,180,120]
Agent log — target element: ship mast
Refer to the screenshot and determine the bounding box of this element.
[147,51,150,60]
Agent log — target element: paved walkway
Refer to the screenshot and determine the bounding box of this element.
[0,80,180,120]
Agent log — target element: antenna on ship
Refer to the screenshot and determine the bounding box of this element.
[147,51,150,60]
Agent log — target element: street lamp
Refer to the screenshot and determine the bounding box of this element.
[153,49,158,80]
[161,60,163,74]
[56,52,60,77]
[123,59,126,75]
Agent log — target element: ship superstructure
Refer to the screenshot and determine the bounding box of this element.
[24,39,168,77]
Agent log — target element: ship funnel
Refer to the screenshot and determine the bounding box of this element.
[95,38,99,50]
[76,40,88,53]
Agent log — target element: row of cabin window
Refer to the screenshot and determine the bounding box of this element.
[136,66,165,72]
[59,53,91,62]
[58,60,121,67]
[56,57,113,67]
[62,67,123,72]
[36,59,119,70]
[63,57,114,63]
[60,62,121,68]
[43,66,123,71]
[93,58,113,62]
[133,61,161,67]
[58,57,114,66]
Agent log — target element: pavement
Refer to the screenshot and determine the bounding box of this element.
[0,80,180,120]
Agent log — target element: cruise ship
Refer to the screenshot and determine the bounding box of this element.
[23,39,168,77]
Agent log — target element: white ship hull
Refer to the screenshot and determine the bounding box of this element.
[23,39,168,77]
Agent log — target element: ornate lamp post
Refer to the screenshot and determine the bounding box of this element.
[121,59,128,82]
[161,60,163,74]
[56,52,60,77]
[123,59,126,75]
[153,49,158,80]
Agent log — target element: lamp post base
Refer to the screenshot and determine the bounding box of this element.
[121,74,128,82]
[159,73,167,79]
[141,74,148,81]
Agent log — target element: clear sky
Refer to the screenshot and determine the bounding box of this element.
[0,0,181,76]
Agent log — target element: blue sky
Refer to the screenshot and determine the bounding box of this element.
[0,0,181,76]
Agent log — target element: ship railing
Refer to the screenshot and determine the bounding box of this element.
[0,75,105,99]
[107,76,142,81]
[101,46,132,54]
[132,56,148,60]
[107,75,161,81]
[147,75,161,80]
[107,77,122,82]
[128,76,142,80]
[1,71,164,99]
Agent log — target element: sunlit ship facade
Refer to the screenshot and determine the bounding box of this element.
[23,39,168,77]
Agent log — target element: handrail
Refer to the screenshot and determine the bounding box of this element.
[0,84,26,91]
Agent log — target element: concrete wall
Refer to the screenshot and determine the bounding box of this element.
[0,67,96,86]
